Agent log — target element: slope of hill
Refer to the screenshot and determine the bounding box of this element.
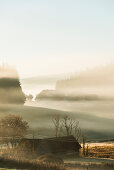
[0,105,113,141]
[56,64,114,96]
[0,65,25,104]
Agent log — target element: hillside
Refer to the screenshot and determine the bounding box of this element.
[56,64,114,96]
[0,104,113,141]
[33,64,114,101]
[0,65,25,104]
[36,89,101,101]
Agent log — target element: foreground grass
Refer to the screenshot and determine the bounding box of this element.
[0,157,114,170]
[0,147,65,170]
[0,147,114,170]
[64,157,114,170]
[65,162,114,170]
[0,157,65,170]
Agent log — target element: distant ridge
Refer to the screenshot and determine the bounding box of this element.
[56,64,114,95]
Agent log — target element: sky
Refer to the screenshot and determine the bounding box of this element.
[0,0,114,78]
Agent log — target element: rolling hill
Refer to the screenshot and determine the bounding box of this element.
[0,104,113,141]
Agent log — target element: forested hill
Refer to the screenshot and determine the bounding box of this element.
[0,65,25,104]
[56,64,114,95]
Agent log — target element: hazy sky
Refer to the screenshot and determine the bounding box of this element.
[0,0,114,78]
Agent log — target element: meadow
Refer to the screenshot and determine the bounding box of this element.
[0,103,113,140]
[0,102,114,169]
[87,143,114,159]
[0,145,114,170]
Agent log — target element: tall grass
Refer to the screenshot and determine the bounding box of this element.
[0,157,65,170]
[0,147,65,170]
[87,144,114,159]
[66,162,114,170]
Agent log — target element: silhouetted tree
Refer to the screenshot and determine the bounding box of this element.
[52,115,61,137]
[52,115,81,142]
[0,114,29,147]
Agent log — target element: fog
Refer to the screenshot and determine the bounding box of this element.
[22,64,114,140]
[22,63,114,99]
[25,99,114,119]
[0,104,113,140]
[56,64,114,97]
[0,65,18,78]
[0,64,114,140]
[21,74,66,97]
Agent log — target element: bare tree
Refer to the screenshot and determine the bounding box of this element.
[52,115,81,142]
[61,115,76,136]
[0,114,29,147]
[61,115,81,140]
[52,115,60,137]
[74,126,82,142]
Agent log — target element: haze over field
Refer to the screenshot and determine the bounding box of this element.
[0,1,114,169]
[22,63,114,97]
[0,0,114,142]
[21,74,66,96]
[0,104,113,141]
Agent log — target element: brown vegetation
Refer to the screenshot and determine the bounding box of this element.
[85,144,114,159]
[0,114,29,147]
[0,148,65,170]
[65,162,114,170]
[0,157,65,170]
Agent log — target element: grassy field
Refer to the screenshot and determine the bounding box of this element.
[0,141,114,170]
[0,157,65,170]
[0,146,114,170]
[64,157,114,170]
[87,143,114,159]
[0,104,114,140]
[28,100,114,119]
